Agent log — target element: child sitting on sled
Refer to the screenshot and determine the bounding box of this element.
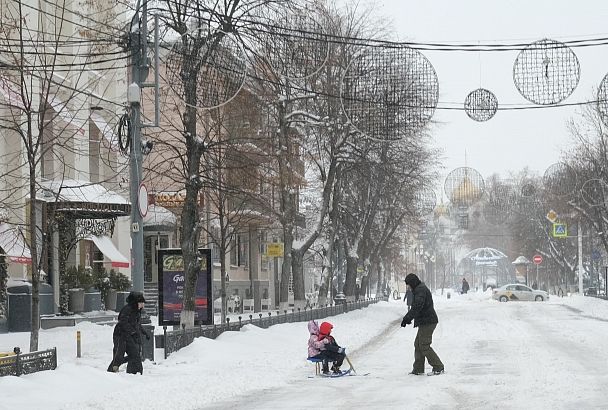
[307,320,346,374]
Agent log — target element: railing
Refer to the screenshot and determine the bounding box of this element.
[163,297,386,358]
[0,347,57,377]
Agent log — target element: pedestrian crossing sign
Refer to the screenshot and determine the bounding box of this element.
[553,223,567,238]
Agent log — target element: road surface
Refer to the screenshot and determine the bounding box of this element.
[202,299,608,409]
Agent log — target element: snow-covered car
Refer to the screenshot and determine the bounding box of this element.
[492,284,549,302]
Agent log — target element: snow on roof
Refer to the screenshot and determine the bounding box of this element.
[143,204,177,227]
[37,179,129,205]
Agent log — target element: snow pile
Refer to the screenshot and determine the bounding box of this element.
[0,301,402,410]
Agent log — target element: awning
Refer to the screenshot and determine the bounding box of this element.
[143,204,176,231]
[0,223,32,264]
[36,179,130,217]
[88,235,129,268]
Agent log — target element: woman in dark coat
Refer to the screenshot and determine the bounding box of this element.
[107,291,149,374]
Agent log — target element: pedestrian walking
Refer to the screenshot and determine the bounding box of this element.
[400,273,444,376]
[461,278,470,294]
[107,291,150,375]
[403,280,414,311]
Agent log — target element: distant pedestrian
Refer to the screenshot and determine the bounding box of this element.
[403,281,414,311]
[107,291,150,375]
[461,278,470,294]
[400,273,444,376]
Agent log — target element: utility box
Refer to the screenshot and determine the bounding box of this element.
[7,281,54,332]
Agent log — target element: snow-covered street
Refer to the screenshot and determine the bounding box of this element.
[2,292,608,410]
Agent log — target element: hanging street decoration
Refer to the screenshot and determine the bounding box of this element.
[598,73,608,127]
[262,9,329,80]
[542,162,577,197]
[464,88,498,121]
[513,38,580,105]
[581,178,608,207]
[165,29,246,109]
[341,46,439,141]
[444,167,485,207]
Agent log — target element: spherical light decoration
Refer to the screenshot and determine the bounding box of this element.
[464,88,498,122]
[520,180,538,197]
[262,10,329,79]
[513,38,580,105]
[414,187,437,216]
[598,73,608,127]
[542,162,577,197]
[341,46,439,141]
[581,178,608,207]
[165,30,246,109]
[444,167,485,207]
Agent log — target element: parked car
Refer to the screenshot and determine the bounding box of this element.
[492,284,549,302]
[584,287,597,296]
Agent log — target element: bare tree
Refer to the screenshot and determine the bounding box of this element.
[155,0,298,326]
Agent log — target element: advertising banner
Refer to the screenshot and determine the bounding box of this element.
[158,248,212,326]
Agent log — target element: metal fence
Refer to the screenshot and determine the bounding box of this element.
[163,297,386,358]
[0,347,57,377]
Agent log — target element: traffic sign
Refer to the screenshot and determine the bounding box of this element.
[553,223,567,238]
[533,254,543,265]
[266,243,284,257]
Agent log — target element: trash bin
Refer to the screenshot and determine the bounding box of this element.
[141,324,155,362]
[83,289,102,312]
[104,289,117,311]
[7,281,54,332]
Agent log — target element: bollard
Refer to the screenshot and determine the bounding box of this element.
[76,331,81,358]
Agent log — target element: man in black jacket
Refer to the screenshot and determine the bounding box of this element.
[401,273,444,376]
[107,291,150,374]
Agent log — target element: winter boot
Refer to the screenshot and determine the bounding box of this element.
[331,365,341,375]
[322,362,330,375]
[408,370,424,375]
[427,369,445,376]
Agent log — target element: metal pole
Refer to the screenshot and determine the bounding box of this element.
[129,0,148,293]
[578,221,584,295]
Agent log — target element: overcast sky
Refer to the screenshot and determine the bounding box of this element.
[347,0,608,197]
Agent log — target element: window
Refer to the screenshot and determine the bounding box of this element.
[238,234,249,268]
[230,237,237,266]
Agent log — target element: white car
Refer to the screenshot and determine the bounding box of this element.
[492,284,549,302]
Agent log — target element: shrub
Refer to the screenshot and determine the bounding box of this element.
[108,269,131,291]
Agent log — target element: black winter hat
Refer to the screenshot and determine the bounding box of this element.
[126,291,146,304]
[404,273,421,289]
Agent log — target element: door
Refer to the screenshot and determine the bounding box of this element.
[144,234,169,283]
[516,285,534,301]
